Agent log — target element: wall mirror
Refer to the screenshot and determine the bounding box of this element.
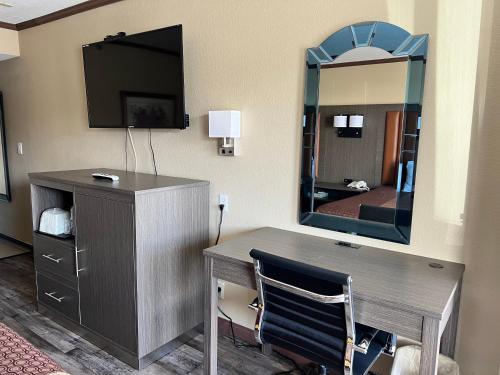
[0,93,11,201]
[299,22,428,244]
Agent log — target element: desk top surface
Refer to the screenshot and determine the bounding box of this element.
[204,227,464,319]
[29,169,208,195]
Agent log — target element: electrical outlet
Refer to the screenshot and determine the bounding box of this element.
[219,194,229,212]
[16,142,23,155]
[217,280,225,299]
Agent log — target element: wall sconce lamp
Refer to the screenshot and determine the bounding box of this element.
[334,114,363,138]
[209,110,241,156]
[333,115,348,128]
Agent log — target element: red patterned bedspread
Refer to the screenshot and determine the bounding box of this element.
[0,322,67,375]
[316,186,397,218]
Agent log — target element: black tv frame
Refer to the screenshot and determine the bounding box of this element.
[82,24,187,129]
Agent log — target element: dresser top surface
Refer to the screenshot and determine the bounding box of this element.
[29,169,209,194]
[204,227,465,318]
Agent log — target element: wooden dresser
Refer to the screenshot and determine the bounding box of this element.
[29,168,209,369]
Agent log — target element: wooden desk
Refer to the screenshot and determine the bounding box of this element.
[203,227,464,375]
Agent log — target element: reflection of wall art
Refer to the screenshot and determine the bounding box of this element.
[122,92,176,128]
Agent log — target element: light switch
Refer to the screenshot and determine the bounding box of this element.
[16,142,23,155]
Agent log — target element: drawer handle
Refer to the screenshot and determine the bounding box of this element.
[42,254,62,263]
[44,292,65,303]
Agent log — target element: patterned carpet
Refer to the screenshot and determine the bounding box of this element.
[0,322,68,375]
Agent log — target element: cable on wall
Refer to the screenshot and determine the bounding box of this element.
[127,127,137,172]
[149,128,158,176]
[215,204,224,245]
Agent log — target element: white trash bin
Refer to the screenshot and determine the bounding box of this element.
[391,345,459,375]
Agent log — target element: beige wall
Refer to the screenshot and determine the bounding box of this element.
[456,0,500,374]
[0,28,19,61]
[319,62,407,105]
[0,0,497,372]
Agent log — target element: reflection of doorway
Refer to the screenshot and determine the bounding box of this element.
[382,111,404,187]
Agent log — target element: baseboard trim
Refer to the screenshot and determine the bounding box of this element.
[0,232,33,250]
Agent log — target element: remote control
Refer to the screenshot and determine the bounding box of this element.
[92,173,119,182]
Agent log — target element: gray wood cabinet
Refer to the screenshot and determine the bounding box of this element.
[29,169,209,369]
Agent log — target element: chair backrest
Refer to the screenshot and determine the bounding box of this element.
[250,249,356,375]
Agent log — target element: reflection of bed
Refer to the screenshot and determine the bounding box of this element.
[316,186,397,219]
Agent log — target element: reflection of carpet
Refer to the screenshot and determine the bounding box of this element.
[316,186,397,219]
[0,322,69,375]
[0,238,30,260]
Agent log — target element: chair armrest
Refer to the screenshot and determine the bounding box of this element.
[255,269,347,304]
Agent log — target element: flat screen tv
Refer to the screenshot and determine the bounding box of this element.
[83,25,186,129]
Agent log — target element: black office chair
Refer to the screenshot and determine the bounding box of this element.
[250,249,396,375]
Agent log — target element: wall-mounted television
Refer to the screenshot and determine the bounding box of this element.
[82,25,186,129]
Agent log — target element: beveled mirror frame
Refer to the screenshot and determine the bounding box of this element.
[0,92,11,202]
[299,22,428,244]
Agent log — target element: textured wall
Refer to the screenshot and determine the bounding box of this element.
[0,28,19,60]
[0,0,494,372]
[456,0,500,373]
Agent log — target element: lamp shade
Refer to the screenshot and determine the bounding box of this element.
[209,110,241,138]
[333,115,348,128]
[349,115,364,128]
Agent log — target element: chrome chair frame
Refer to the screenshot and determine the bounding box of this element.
[253,258,372,375]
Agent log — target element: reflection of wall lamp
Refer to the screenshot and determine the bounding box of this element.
[334,114,363,138]
[209,110,241,156]
[333,115,348,128]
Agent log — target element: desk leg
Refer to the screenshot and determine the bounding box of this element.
[204,257,218,375]
[420,317,440,375]
[440,278,462,358]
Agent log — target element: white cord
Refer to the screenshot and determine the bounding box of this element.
[127,127,137,172]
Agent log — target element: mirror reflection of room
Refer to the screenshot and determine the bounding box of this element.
[313,60,413,225]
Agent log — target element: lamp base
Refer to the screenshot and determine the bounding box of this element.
[218,138,240,156]
[337,128,362,138]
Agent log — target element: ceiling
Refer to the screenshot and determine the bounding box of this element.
[0,0,88,24]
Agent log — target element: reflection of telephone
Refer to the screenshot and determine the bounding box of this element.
[347,180,370,191]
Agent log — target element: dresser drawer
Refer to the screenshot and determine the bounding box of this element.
[33,232,76,280]
[37,273,79,322]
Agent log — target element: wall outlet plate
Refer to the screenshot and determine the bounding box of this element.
[219,194,229,212]
[217,280,225,299]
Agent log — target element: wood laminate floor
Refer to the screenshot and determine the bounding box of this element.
[0,237,30,259]
[0,253,298,375]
